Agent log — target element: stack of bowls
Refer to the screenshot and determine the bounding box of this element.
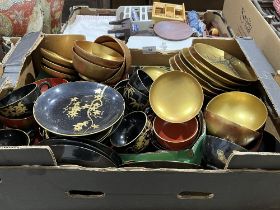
[0,84,41,144]
[73,36,131,85]
[149,71,204,151]
[204,91,268,147]
[169,42,258,98]
[39,35,85,81]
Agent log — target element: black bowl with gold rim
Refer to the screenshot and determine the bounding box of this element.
[110,111,153,153]
[33,81,125,137]
[0,84,40,119]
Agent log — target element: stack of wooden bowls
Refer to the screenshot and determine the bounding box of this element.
[39,35,86,81]
[73,35,132,86]
[169,43,258,99]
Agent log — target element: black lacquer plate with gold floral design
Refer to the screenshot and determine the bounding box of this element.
[33,81,125,136]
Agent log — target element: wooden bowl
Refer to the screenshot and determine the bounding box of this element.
[149,71,204,123]
[72,49,119,82]
[204,110,262,146]
[74,41,124,68]
[95,35,132,77]
[153,116,198,151]
[206,91,268,131]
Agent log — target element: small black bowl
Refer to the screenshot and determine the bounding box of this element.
[110,111,152,153]
[114,79,129,90]
[129,69,153,95]
[0,129,30,146]
[0,84,40,118]
[123,83,149,112]
[202,135,247,169]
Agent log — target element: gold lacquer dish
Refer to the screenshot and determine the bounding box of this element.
[181,48,237,89]
[141,66,169,81]
[41,65,77,81]
[40,48,73,68]
[188,47,238,88]
[193,43,258,83]
[149,71,204,123]
[33,82,125,136]
[42,58,76,75]
[206,91,268,131]
[74,41,124,68]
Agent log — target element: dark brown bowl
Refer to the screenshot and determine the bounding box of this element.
[0,84,40,118]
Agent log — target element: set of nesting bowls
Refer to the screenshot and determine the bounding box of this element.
[73,36,131,85]
[39,35,85,80]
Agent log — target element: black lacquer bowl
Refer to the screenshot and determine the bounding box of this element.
[0,129,30,146]
[202,135,247,169]
[0,84,40,118]
[33,81,125,137]
[110,111,152,153]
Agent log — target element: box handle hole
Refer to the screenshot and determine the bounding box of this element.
[66,190,105,199]
[177,191,214,200]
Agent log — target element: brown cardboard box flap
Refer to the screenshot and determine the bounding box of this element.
[0,146,57,166]
[223,0,280,71]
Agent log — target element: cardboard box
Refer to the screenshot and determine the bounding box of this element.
[223,0,280,71]
[1,32,280,209]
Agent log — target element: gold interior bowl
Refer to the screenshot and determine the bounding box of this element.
[188,47,238,88]
[72,49,120,82]
[141,66,169,81]
[149,71,204,123]
[41,65,77,81]
[41,48,73,68]
[95,35,132,77]
[74,41,124,68]
[193,43,258,84]
[204,110,262,146]
[181,48,237,89]
[206,91,268,131]
[42,58,76,75]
